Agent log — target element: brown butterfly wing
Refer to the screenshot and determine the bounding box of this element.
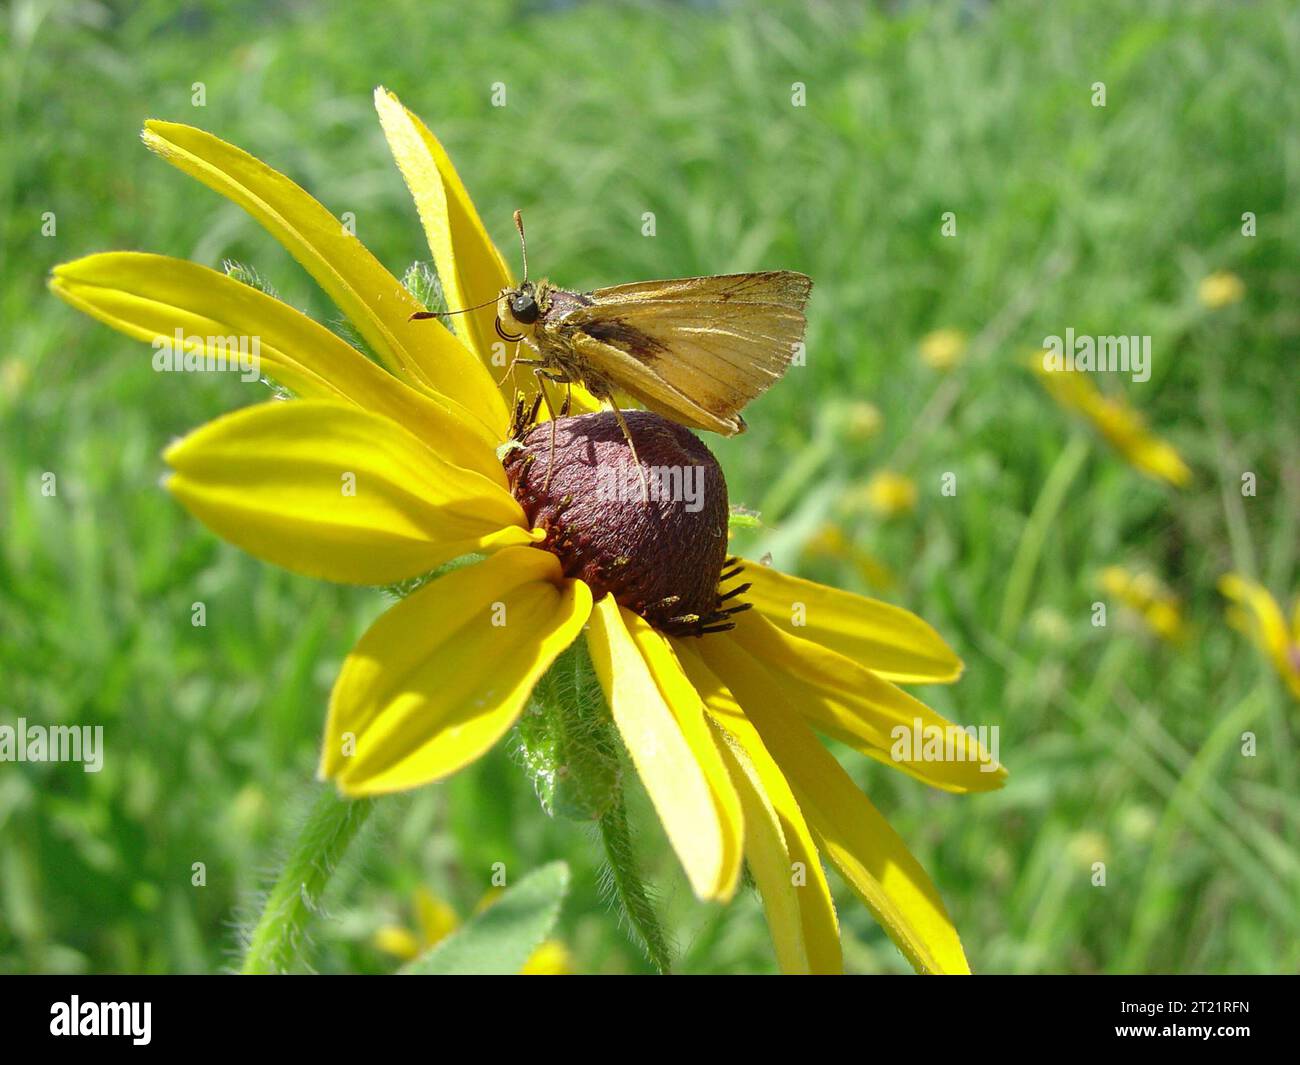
[563,271,811,435]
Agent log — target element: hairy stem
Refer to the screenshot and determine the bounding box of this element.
[598,794,674,975]
[516,638,673,973]
[240,787,374,974]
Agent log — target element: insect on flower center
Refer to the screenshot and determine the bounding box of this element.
[503,409,752,636]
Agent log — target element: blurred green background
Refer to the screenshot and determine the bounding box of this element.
[2,0,1297,974]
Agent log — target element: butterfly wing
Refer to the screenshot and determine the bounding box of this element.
[561,271,811,436]
[569,331,740,433]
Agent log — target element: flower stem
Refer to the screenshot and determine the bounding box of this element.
[516,638,674,973]
[240,787,374,974]
[598,793,674,974]
[997,432,1090,641]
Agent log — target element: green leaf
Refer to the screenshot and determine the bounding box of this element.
[399,862,570,975]
[401,259,444,312]
[222,258,280,299]
[515,637,622,822]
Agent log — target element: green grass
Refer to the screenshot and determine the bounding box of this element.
[1,0,1297,974]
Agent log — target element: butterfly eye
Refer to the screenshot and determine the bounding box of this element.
[510,294,540,324]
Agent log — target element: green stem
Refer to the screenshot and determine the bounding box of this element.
[598,794,674,975]
[240,787,374,974]
[997,433,1090,641]
[1120,683,1273,970]
[516,638,674,973]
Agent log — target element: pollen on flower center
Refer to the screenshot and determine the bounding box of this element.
[503,409,750,636]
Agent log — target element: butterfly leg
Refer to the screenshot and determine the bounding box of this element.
[532,367,569,493]
[496,352,541,389]
[607,403,651,504]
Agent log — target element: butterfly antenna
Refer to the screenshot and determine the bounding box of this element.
[513,210,529,283]
[411,211,527,322]
[409,293,499,321]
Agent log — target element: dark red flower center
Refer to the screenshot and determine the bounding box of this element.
[503,409,750,636]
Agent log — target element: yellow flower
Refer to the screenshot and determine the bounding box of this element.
[1219,575,1300,700]
[839,399,883,441]
[805,523,849,557]
[1066,830,1109,871]
[1028,607,1071,645]
[802,522,897,590]
[1197,270,1245,310]
[373,885,571,974]
[1030,357,1191,488]
[51,87,1006,975]
[857,470,918,518]
[918,328,967,371]
[1,357,30,403]
[1099,566,1186,644]
[519,938,576,975]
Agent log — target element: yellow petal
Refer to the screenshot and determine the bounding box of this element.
[1117,428,1193,488]
[1219,574,1299,695]
[1031,361,1191,488]
[141,119,508,436]
[741,561,963,684]
[693,632,972,975]
[322,548,591,794]
[374,88,511,366]
[49,252,505,484]
[586,595,740,901]
[710,726,805,970]
[1219,574,1289,661]
[371,90,601,419]
[622,610,744,900]
[728,611,1005,793]
[413,886,460,947]
[676,642,841,974]
[709,717,841,974]
[164,400,532,585]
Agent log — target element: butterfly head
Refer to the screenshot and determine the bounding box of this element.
[494,208,542,340]
[496,281,545,342]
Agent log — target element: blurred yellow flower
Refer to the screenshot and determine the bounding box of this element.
[1197,270,1245,310]
[1118,805,1157,844]
[371,924,422,959]
[372,885,458,961]
[918,328,967,370]
[373,884,573,973]
[0,357,30,402]
[1031,359,1191,488]
[804,523,851,558]
[1028,606,1071,645]
[858,470,918,518]
[1100,566,1187,643]
[802,522,897,590]
[1066,830,1110,870]
[519,938,576,975]
[1219,574,1300,699]
[840,399,883,441]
